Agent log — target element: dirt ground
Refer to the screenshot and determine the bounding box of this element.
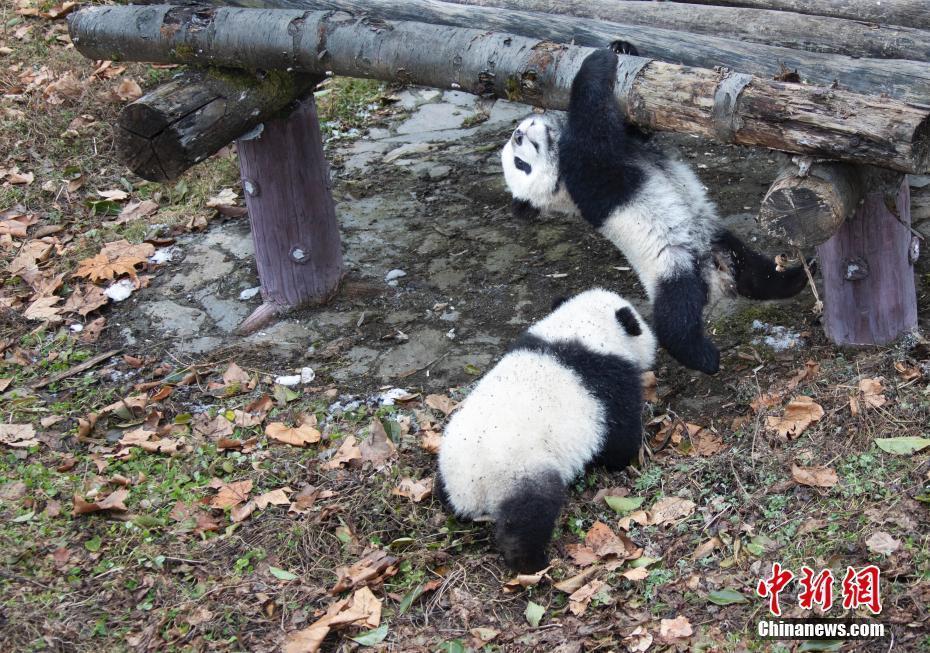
[2,4,930,653]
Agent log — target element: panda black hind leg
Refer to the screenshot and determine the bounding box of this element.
[495,470,566,573]
[653,267,721,375]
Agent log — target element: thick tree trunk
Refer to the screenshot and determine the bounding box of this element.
[68,6,930,174]
[235,96,344,334]
[117,67,319,181]
[758,163,865,247]
[668,0,930,31]
[420,0,930,61]
[179,0,930,102]
[816,178,918,345]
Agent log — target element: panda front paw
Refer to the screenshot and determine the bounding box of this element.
[608,40,639,57]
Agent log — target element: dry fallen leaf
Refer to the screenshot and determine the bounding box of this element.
[112,77,142,102]
[750,392,783,414]
[391,476,433,503]
[73,488,129,515]
[210,479,253,509]
[62,283,108,316]
[689,428,727,456]
[118,427,181,454]
[283,587,381,653]
[858,378,887,409]
[266,421,322,447]
[330,549,399,594]
[206,188,238,208]
[791,463,838,488]
[503,566,551,592]
[766,396,824,439]
[894,361,922,381]
[73,239,154,284]
[322,435,362,470]
[420,430,441,454]
[568,579,606,616]
[659,615,693,641]
[553,567,600,594]
[623,625,653,653]
[192,413,234,440]
[786,360,820,390]
[425,393,457,415]
[647,496,696,526]
[116,199,158,223]
[0,423,39,448]
[865,531,901,555]
[358,419,396,468]
[254,488,292,510]
[585,521,639,559]
[692,536,722,560]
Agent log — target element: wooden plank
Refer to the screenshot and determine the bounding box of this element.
[235,96,344,333]
[441,0,930,61]
[177,0,930,103]
[816,177,918,345]
[67,5,930,174]
[671,0,930,31]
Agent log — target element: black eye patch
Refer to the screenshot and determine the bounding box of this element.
[615,307,642,336]
[513,157,532,175]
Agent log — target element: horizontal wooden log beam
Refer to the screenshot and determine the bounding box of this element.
[117,67,320,181]
[183,0,930,103]
[439,0,930,61]
[67,5,930,174]
[668,0,930,31]
[758,163,865,247]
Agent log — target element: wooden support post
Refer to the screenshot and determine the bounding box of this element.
[235,96,344,335]
[816,178,918,345]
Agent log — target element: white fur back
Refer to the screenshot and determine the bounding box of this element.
[438,350,605,519]
[598,156,720,298]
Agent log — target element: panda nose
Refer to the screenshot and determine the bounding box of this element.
[513,129,524,146]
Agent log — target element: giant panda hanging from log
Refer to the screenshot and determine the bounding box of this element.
[501,43,809,374]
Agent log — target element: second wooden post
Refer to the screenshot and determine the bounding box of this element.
[235,94,344,334]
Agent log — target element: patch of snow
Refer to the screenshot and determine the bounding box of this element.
[446,328,456,340]
[239,286,261,301]
[69,323,83,333]
[385,269,407,285]
[751,320,804,352]
[379,387,412,406]
[149,246,180,264]
[300,367,315,384]
[105,278,135,302]
[275,374,301,386]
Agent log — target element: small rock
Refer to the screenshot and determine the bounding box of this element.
[239,287,261,301]
[427,165,451,180]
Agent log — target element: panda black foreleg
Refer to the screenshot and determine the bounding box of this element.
[495,470,566,573]
[653,269,720,374]
[713,229,811,300]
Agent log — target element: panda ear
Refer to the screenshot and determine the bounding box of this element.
[551,295,569,311]
[615,307,642,336]
[511,198,541,221]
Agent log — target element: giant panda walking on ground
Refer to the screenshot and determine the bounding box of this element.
[436,288,656,573]
[501,44,809,375]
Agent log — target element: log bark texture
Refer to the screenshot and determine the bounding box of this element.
[117,67,319,181]
[671,0,930,31]
[236,95,344,333]
[816,178,918,345]
[68,5,930,174]
[183,0,930,103]
[427,0,930,61]
[758,163,864,247]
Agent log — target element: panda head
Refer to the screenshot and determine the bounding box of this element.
[500,113,565,219]
[530,288,656,369]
